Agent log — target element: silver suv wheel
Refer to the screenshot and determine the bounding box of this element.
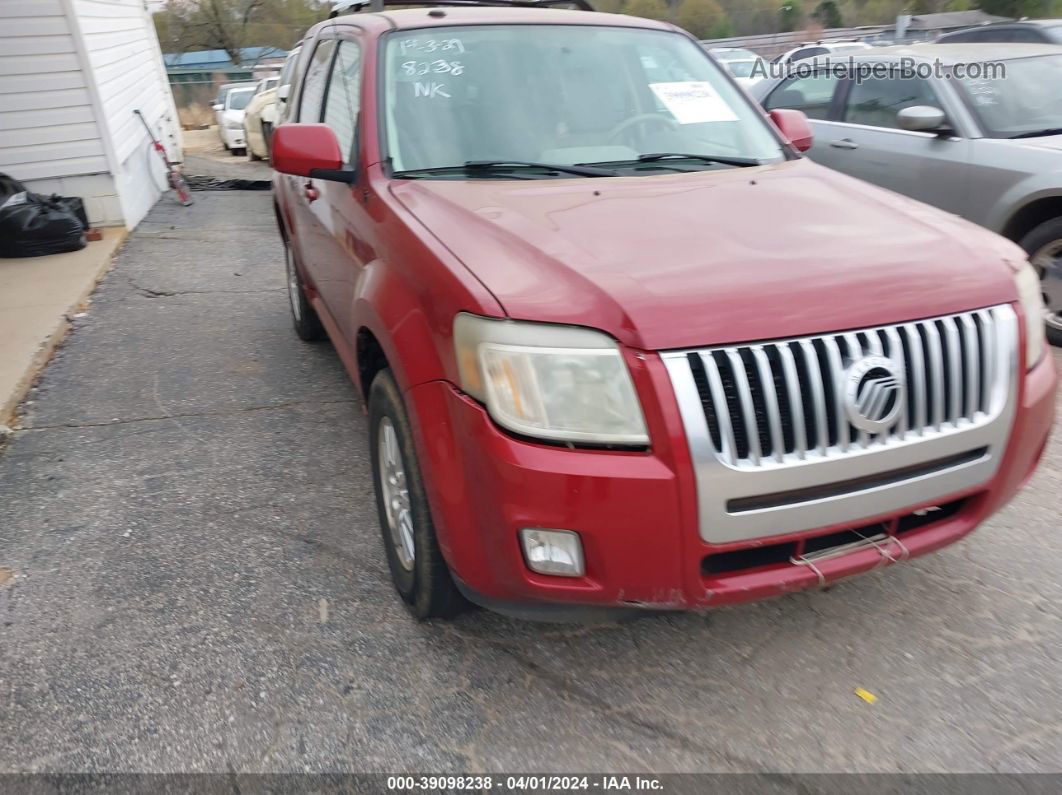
[1031,241,1062,333]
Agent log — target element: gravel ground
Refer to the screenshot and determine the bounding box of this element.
[0,191,1060,774]
[181,127,273,182]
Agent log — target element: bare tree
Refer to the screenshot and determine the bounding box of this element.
[155,0,325,64]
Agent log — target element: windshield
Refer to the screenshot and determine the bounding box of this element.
[956,54,1062,138]
[1049,25,1062,44]
[228,89,254,110]
[382,25,784,176]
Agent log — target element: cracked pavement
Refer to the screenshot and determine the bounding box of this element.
[1,192,1061,773]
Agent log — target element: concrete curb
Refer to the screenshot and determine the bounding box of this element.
[0,228,127,428]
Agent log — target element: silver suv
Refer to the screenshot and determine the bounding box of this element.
[753,43,1062,344]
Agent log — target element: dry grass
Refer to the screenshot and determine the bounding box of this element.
[179,103,214,131]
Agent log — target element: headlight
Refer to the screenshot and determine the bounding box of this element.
[226,119,243,130]
[1015,261,1046,369]
[453,313,649,445]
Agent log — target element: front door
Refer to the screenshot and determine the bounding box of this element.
[286,36,340,329]
[311,35,371,342]
[761,69,848,171]
[824,74,971,216]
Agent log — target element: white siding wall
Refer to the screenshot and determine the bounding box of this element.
[71,0,182,229]
[0,0,122,224]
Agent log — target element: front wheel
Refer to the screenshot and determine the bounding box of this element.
[284,239,324,341]
[1019,218,1062,346]
[369,369,466,619]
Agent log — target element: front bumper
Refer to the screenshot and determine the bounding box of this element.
[406,351,1055,617]
[222,127,245,149]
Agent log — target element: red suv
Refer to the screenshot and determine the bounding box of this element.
[271,2,1056,620]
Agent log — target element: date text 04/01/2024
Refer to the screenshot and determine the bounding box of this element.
[385,775,665,791]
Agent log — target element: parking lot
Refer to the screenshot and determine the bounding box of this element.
[0,190,1059,773]
[180,127,273,182]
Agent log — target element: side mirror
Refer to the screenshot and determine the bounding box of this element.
[897,105,948,133]
[272,123,354,183]
[277,84,290,101]
[769,108,814,152]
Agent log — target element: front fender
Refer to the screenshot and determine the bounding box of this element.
[350,167,505,398]
[350,260,439,399]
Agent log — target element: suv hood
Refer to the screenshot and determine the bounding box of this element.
[391,159,1020,350]
[1007,132,1062,153]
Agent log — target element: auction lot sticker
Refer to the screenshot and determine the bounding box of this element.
[649,81,738,124]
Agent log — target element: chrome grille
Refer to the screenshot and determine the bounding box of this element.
[667,307,1012,469]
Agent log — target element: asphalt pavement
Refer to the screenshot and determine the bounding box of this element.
[1,190,1061,774]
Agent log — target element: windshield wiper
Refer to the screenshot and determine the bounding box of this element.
[465,160,617,177]
[636,152,761,167]
[392,161,616,179]
[1008,128,1062,139]
[576,152,761,171]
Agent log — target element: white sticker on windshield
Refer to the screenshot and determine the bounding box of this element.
[649,81,738,124]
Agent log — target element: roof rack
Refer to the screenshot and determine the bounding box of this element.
[330,0,594,16]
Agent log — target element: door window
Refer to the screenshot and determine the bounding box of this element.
[763,72,841,120]
[1008,28,1047,43]
[279,48,301,93]
[844,76,943,129]
[790,46,827,62]
[322,40,362,165]
[299,39,337,122]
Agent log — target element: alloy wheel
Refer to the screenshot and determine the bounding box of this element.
[285,242,302,323]
[1031,240,1062,332]
[378,417,415,571]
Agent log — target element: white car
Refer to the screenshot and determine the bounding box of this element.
[215,86,256,155]
[243,76,280,161]
[773,40,872,65]
[708,46,768,87]
[272,46,303,126]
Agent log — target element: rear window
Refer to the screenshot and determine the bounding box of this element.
[939,29,988,43]
[763,72,841,120]
[227,89,254,110]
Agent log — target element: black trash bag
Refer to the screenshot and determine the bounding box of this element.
[0,171,26,200]
[54,195,89,228]
[0,190,86,258]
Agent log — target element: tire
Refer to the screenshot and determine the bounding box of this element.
[369,369,467,619]
[1018,217,1062,346]
[284,238,324,341]
[262,122,274,163]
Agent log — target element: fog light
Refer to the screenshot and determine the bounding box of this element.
[519,528,584,577]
